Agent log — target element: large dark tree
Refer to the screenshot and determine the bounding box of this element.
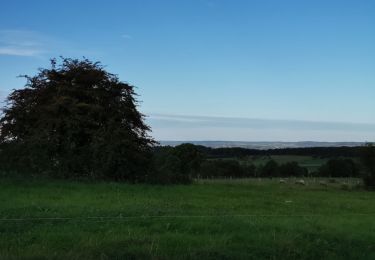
[0,58,155,181]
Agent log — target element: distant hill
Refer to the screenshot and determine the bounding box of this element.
[159,141,365,150]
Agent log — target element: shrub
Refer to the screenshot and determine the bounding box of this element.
[199,159,255,178]
[257,160,279,178]
[151,144,203,184]
[150,153,191,184]
[317,158,359,178]
[360,143,375,189]
[279,162,308,177]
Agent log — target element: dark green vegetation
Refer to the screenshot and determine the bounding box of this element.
[153,144,361,180]
[0,58,155,181]
[150,143,203,184]
[0,178,374,259]
[361,143,375,188]
[240,155,328,172]
[192,145,363,158]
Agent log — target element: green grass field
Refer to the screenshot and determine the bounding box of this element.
[0,177,374,259]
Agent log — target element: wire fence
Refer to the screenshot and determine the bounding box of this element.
[1,213,374,222]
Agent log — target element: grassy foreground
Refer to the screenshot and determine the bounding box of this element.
[0,178,374,259]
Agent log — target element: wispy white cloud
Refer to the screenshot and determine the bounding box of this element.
[0,46,42,56]
[0,29,101,63]
[0,30,48,57]
[146,113,375,142]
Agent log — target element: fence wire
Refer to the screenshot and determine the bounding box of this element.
[1,213,374,222]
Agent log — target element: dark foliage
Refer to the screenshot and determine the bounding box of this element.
[360,143,375,188]
[316,158,359,178]
[279,162,308,177]
[257,160,279,178]
[150,144,204,184]
[153,144,362,179]
[172,143,204,175]
[198,159,256,178]
[192,146,362,159]
[0,58,155,181]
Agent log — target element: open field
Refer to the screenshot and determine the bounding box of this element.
[0,177,374,259]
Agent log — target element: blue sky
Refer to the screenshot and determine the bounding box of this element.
[0,0,374,141]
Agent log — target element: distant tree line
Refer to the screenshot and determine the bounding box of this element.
[152,144,362,180]
[177,146,363,159]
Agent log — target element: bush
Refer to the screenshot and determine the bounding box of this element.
[317,158,359,178]
[150,153,191,184]
[172,144,204,175]
[198,159,255,178]
[257,160,279,178]
[279,162,308,177]
[360,143,375,189]
[151,144,203,184]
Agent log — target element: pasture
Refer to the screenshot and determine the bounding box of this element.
[0,177,374,259]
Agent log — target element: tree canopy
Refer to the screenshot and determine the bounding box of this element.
[0,58,155,181]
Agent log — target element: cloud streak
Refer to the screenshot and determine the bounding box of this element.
[146,113,375,142]
[0,46,42,56]
[0,30,47,57]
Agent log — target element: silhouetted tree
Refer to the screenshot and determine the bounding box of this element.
[0,58,155,181]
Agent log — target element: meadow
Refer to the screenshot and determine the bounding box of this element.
[0,177,374,259]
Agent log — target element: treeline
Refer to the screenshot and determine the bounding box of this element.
[194,159,359,179]
[0,141,370,185]
[196,160,308,179]
[152,144,361,182]
[175,146,363,159]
